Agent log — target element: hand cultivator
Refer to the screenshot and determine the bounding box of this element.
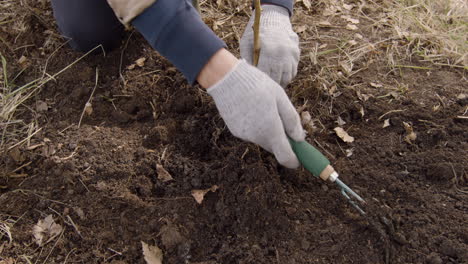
[289,139,366,215]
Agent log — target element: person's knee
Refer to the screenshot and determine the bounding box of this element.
[51,0,123,52]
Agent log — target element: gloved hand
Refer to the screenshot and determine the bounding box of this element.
[207,60,305,168]
[240,5,300,87]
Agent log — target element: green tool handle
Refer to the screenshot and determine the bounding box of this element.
[288,138,335,181]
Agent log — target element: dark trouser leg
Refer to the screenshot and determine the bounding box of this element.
[51,0,124,52]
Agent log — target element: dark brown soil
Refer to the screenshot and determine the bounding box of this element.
[1,1,467,264]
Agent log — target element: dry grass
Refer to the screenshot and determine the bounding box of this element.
[0,48,100,155]
[386,0,468,67]
[0,220,13,243]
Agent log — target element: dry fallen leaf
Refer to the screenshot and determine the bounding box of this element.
[348,40,358,46]
[403,122,417,144]
[356,90,371,102]
[336,116,346,126]
[33,215,63,246]
[343,3,354,10]
[370,82,383,88]
[346,148,354,157]
[18,56,28,67]
[141,241,163,264]
[127,64,136,70]
[334,127,355,143]
[157,164,173,182]
[301,111,312,126]
[0,258,15,264]
[84,102,93,116]
[345,17,360,24]
[36,100,48,112]
[295,25,307,33]
[346,24,359,31]
[383,119,391,128]
[359,106,365,118]
[339,61,353,75]
[191,185,219,204]
[136,57,146,67]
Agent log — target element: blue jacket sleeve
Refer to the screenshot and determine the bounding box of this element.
[260,0,294,16]
[132,0,226,84]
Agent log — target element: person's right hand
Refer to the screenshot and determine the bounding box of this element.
[206,60,305,168]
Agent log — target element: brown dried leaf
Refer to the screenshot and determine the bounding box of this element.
[36,100,48,112]
[136,57,146,67]
[157,164,173,182]
[301,111,312,126]
[296,25,307,33]
[191,185,219,204]
[403,122,417,144]
[348,40,358,46]
[141,241,163,264]
[18,55,28,66]
[346,24,359,31]
[33,215,63,246]
[318,21,332,27]
[127,64,136,70]
[343,4,354,10]
[336,116,346,126]
[334,127,355,143]
[370,82,383,88]
[342,16,359,24]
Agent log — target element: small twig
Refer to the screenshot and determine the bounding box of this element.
[378,109,404,120]
[78,178,90,193]
[66,215,83,239]
[62,248,76,264]
[7,128,42,151]
[313,139,336,160]
[42,227,66,264]
[118,31,135,87]
[78,68,99,128]
[253,0,261,66]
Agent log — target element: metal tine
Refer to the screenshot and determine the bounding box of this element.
[335,178,365,203]
[340,189,366,215]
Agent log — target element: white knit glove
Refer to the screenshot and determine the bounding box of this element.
[207,60,305,168]
[240,5,300,87]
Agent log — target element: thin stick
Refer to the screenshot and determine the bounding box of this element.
[253,0,261,66]
[78,68,99,128]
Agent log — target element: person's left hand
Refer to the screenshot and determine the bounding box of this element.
[240,5,300,87]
